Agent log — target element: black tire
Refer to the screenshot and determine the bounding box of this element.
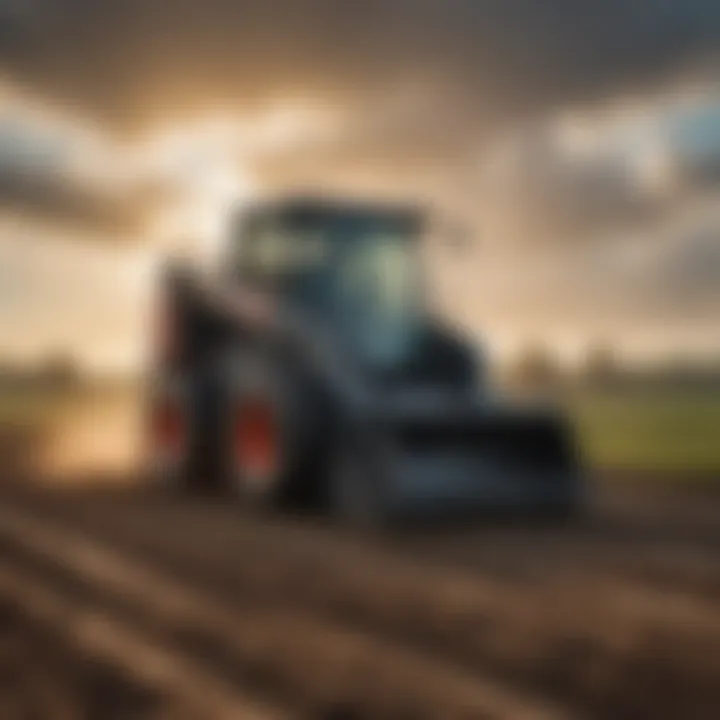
[218,349,303,512]
[145,368,227,496]
[144,373,195,493]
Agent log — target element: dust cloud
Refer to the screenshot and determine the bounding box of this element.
[33,386,144,486]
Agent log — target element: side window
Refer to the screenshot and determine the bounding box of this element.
[226,213,258,281]
[253,227,295,274]
[231,215,288,285]
[231,215,330,286]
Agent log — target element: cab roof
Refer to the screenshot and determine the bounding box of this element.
[237,195,426,233]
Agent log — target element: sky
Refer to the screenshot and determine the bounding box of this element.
[0,0,718,369]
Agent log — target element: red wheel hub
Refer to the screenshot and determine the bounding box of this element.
[234,399,278,478]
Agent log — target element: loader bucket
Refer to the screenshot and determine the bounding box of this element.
[377,406,582,518]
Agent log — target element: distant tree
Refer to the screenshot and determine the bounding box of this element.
[510,344,563,391]
[36,352,82,389]
[0,360,19,383]
[581,343,620,387]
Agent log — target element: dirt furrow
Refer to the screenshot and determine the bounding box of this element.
[0,498,568,720]
[7,486,720,719]
[0,560,280,720]
[399,518,720,600]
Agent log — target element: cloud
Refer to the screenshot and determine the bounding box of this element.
[0,0,717,135]
[665,100,720,188]
[0,0,716,241]
[0,105,166,236]
[636,203,720,315]
[453,195,720,361]
[0,161,148,236]
[0,0,718,363]
[476,96,720,247]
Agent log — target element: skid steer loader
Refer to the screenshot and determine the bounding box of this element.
[146,197,583,525]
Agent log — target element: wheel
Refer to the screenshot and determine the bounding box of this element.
[145,369,227,495]
[224,392,287,510]
[144,374,195,493]
[219,348,307,512]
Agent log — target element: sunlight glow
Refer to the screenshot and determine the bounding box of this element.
[141,104,336,260]
[142,119,257,261]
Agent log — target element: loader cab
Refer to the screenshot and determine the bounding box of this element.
[226,199,427,366]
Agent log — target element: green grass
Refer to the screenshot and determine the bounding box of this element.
[1,381,719,479]
[566,386,720,474]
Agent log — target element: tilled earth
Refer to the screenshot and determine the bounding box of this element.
[0,595,198,720]
[0,475,718,719]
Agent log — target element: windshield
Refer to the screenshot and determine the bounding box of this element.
[333,230,423,366]
[232,206,425,366]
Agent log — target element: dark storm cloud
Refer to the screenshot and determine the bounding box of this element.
[0,165,148,234]
[476,96,720,248]
[0,0,717,242]
[620,208,720,318]
[0,121,151,235]
[669,101,720,187]
[0,0,718,133]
